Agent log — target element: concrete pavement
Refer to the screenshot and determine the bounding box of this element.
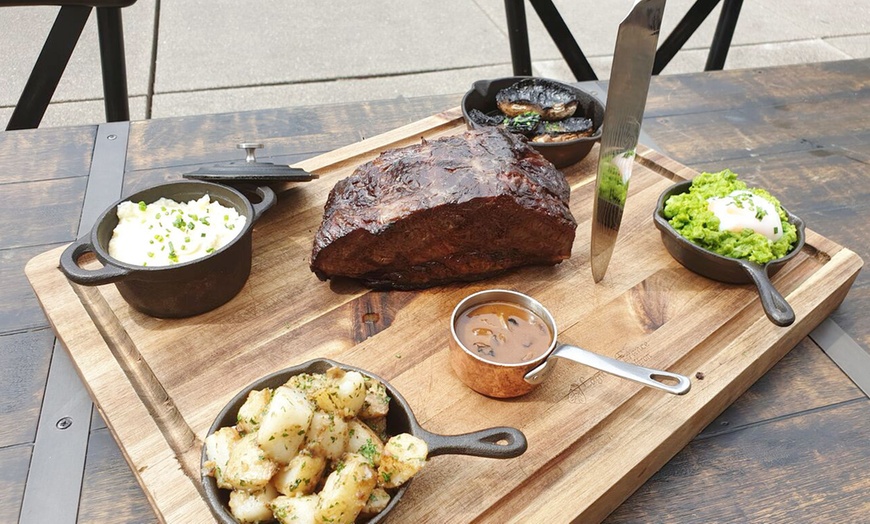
[1,0,868,129]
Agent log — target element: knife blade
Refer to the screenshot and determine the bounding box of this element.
[591,0,666,282]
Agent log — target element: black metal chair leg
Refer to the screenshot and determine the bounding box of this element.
[505,0,533,76]
[6,5,92,131]
[96,6,130,121]
[530,0,597,81]
[653,0,720,75]
[705,0,743,71]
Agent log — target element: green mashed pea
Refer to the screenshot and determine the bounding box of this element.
[663,169,798,264]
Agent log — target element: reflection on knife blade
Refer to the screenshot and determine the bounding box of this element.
[591,0,666,283]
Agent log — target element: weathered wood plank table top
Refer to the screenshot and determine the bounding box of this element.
[2,59,868,523]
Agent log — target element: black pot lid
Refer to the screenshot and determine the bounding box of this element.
[183,143,317,182]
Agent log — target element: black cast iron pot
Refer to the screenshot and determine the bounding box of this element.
[653,180,806,327]
[202,358,528,523]
[59,180,276,318]
[461,76,604,168]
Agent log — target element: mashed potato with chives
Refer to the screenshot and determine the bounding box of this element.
[663,170,797,264]
[108,195,246,266]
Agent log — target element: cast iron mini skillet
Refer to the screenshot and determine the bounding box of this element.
[201,358,528,524]
[653,180,806,327]
[461,76,604,168]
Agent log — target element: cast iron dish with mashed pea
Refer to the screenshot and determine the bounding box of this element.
[654,170,806,326]
[661,169,798,263]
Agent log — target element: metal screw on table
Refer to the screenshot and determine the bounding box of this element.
[56,417,73,430]
[238,142,264,163]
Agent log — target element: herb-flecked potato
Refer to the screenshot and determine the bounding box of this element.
[346,419,384,467]
[359,377,390,420]
[311,368,367,418]
[203,426,240,489]
[377,433,428,489]
[272,450,326,496]
[228,484,278,523]
[257,386,315,464]
[315,453,377,524]
[359,487,391,519]
[223,432,279,491]
[305,410,349,460]
[271,494,319,524]
[236,387,273,434]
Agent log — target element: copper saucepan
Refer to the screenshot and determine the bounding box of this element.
[449,289,692,398]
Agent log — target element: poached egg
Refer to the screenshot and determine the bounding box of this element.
[707,190,783,242]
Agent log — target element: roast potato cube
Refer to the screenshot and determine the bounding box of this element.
[305,410,349,460]
[359,487,391,519]
[272,450,326,496]
[315,453,377,524]
[359,378,390,420]
[223,432,279,491]
[228,484,278,523]
[285,372,328,399]
[312,368,367,418]
[203,426,241,489]
[271,494,319,524]
[346,419,384,467]
[257,386,315,464]
[377,433,427,488]
[236,388,273,434]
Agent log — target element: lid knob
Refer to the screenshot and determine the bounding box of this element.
[237,143,264,164]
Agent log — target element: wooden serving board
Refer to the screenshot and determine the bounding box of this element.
[27,108,862,523]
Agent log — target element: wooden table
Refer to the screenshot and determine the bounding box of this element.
[2,59,868,523]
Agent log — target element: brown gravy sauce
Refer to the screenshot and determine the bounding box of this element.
[455,301,552,364]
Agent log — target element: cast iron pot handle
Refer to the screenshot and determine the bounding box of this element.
[251,185,276,222]
[739,260,795,327]
[59,236,131,285]
[233,184,276,222]
[416,426,527,459]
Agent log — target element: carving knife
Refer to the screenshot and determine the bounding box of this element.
[591,0,666,282]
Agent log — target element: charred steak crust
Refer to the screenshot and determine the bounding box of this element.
[310,127,577,289]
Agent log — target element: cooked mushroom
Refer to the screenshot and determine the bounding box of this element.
[495,78,579,120]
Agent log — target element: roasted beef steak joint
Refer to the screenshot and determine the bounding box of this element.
[310,127,577,289]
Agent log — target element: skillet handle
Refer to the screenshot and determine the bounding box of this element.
[739,261,795,327]
[416,426,527,459]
